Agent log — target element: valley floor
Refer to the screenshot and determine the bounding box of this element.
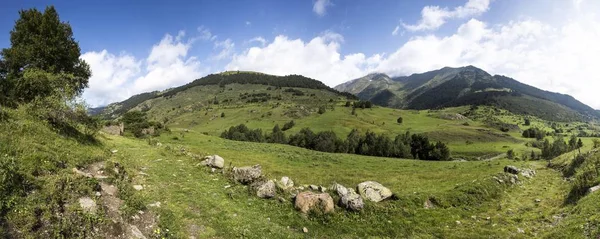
[99,130,587,238]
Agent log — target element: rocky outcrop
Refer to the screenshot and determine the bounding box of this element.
[79,197,97,214]
[294,191,334,214]
[101,123,124,136]
[589,185,600,194]
[232,165,262,184]
[201,155,225,169]
[520,169,536,179]
[331,183,349,197]
[357,181,393,202]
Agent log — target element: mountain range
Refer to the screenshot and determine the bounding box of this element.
[335,66,599,121]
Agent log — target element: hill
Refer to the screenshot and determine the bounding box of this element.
[334,66,600,122]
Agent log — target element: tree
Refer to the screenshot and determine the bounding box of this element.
[220,112,225,118]
[431,141,451,160]
[531,150,536,160]
[282,120,295,131]
[318,106,326,114]
[594,139,600,149]
[1,6,91,104]
[507,149,515,159]
[524,118,531,126]
[577,138,584,154]
[397,116,403,124]
[345,101,351,107]
[568,135,578,151]
[268,124,287,144]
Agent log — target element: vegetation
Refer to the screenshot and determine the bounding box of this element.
[221,124,451,160]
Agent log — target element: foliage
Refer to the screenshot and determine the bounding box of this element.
[353,100,373,109]
[506,149,515,159]
[522,127,546,140]
[222,124,450,160]
[121,111,163,138]
[281,120,295,131]
[1,6,90,105]
[317,106,326,114]
[397,116,403,124]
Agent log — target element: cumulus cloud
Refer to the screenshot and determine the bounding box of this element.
[225,15,600,108]
[313,0,333,16]
[401,0,490,31]
[213,39,235,60]
[248,37,267,46]
[226,32,381,87]
[81,32,206,106]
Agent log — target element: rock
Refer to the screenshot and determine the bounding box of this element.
[504,165,519,175]
[130,225,147,239]
[302,227,308,233]
[520,169,536,179]
[309,185,319,191]
[111,149,118,154]
[211,168,216,173]
[588,184,600,194]
[357,181,393,202]
[95,191,101,197]
[148,202,161,208]
[319,186,327,193]
[330,183,349,197]
[232,165,262,184]
[72,168,92,178]
[224,185,231,189]
[133,185,144,191]
[255,180,276,198]
[509,175,519,184]
[340,192,364,211]
[277,176,294,190]
[456,221,461,225]
[423,199,435,209]
[78,197,96,214]
[535,199,541,203]
[517,228,525,234]
[201,155,225,169]
[294,191,334,214]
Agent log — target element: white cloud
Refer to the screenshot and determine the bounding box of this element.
[401,0,490,31]
[197,26,217,41]
[82,32,207,106]
[226,32,381,87]
[391,26,400,36]
[248,37,267,46]
[226,14,600,109]
[213,39,235,60]
[313,0,333,16]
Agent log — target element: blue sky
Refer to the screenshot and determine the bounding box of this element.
[1,0,600,108]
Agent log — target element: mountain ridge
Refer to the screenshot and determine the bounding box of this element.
[335,66,599,122]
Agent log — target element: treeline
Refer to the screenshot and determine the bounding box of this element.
[221,124,451,160]
[540,135,583,159]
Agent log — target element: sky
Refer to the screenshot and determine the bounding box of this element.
[1,0,600,109]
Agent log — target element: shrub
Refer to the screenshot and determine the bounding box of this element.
[397,117,403,124]
[318,106,326,114]
[282,120,295,131]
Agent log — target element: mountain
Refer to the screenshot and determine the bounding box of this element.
[335,66,599,121]
[95,71,356,119]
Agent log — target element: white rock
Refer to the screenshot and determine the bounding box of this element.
[357,181,393,202]
[79,197,96,214]
[133,185,144,191]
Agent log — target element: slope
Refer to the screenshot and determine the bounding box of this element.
[335,66,599,122]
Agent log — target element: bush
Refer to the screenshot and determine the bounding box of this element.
[397,117,403,124]
[282,120,295,131]
[507,149,515,159]
[318,106,326,114]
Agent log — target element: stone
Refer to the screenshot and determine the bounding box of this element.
[319,186,327,193]
[504,165,519,175]
[111,149,118,154]
[294,191,334,214]
[535,199,541,203]
[588,184,600,194]
[133,185,144,191]
[302,227,308,233]
[309,185,319,191]
[232,165,262,184]
[423,199,435,209]
[509,175,519,184]
[130,225,147,239]
[277,176,294,190]
[357,181,393,202]
[330,183,349,197]
[256,180,276,198]
[73,168,92,178]
[520,169,536,179]
[517,228,525,234]
[148,202,161,208]
[340,192,364,211]
[202,155,225,169]
[79,197,96,214]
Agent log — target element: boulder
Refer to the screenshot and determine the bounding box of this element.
[520,169,536,179]
[255,180,276,198]
[340,192,364,211]
[309,185,319,191]
[330,183,349,197]
[357,181,393,202]
[589,185,600,194]
[294,191,334,214]
[232,165,262,184]
[277,176,294,190]
[79,197,97,214]
[504,165,519,175]
[202,155,225,169]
